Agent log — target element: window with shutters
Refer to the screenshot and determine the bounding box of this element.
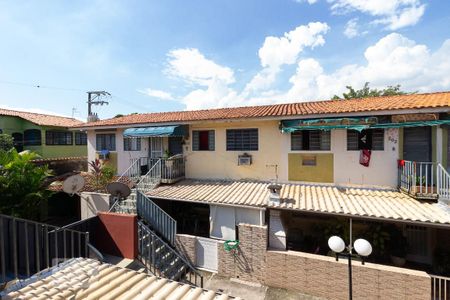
[347,129,384,151]
[123,137,141,151]
[226,128,258,151]
[96,134,116,151]
[192,130,215,151]
[291,130,330,151]
[75,132,87,145]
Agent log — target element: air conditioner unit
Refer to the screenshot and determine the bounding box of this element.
[238,153,252,166]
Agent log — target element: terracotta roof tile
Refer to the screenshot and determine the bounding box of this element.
[76,91,450,128]
[0,108,83,127]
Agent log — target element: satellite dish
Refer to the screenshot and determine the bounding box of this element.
[62,174,85,195]
[106,182,131,199]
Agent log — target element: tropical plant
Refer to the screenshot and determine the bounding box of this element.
[0,133,14,151]
[88,159,116,191]
[332,82,411,100]
[361,223,391,258]
[0,149,53,220]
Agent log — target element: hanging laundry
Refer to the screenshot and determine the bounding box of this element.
[359,149,371,167]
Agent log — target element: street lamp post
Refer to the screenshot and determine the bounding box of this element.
[327,220,372,300]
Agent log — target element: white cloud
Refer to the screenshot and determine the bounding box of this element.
[165,48,235,86]
[294,0,318,5]
[284,33,450,101]
[138,88,174,100]
[243,22,329,96]
[329,0,426,30]
[344,18,359,38]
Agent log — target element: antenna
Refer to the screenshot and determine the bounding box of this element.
[62,174,85,196]
[87,91,110,122]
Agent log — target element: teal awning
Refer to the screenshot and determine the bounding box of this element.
[281,118,450,133]
[123,125,188,137]
[281,117,377,132]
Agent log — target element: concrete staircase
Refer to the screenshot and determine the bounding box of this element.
[112,191,137,214]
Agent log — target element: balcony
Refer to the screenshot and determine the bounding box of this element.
[121,155,185,185]
[398,160,450,201]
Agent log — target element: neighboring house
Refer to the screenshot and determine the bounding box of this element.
[0,108,87,158]
[73,92,450,285]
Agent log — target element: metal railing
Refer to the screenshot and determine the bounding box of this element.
[398,160,438,199]
[137,220,203,287]
[117,157,141,183]
[136,191,177,245]
[137,158,162,194]
[0,214,91,284]
[431,274,450,300]
[161,155,185,183]
[437,164,450,202]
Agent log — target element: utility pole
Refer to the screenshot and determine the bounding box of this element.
[87,91,110,122]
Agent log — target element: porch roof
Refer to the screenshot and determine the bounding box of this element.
[1,258,236,300]
[147,179,450,226]
[123,124,188,137]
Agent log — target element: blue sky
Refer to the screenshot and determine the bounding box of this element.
[0,0,449,120]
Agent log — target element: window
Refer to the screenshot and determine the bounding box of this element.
[124,137,141,151]
[23,129,42,146]
[347,129,384,151]
[192,130,215,151]
[226,129,258,151]
[291,130,330,151]
[45,131,73,145]
[75,132,87,145]
[96,134,116,151]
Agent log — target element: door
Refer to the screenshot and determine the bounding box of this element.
[149,137,163,158]
[196,237,218,271]
[168,136,183,155]
[12,132,23,152]
[403,127,432,162]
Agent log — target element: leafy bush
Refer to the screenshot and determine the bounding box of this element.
[0,149,53,220]
[0,134,14,151]
[88,159,116,191]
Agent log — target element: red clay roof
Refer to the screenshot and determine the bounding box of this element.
[0,108,83,127]
[76,91,450,128]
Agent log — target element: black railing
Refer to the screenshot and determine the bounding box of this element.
[137,191,176,245]
[0,214,92,284]
[137,220,203,287]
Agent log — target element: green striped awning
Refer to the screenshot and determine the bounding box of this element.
[123,125,188,137]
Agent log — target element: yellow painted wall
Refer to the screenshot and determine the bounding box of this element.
[288,153,334,183]
[185,120,282,181]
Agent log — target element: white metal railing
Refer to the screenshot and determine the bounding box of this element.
[437,164,450,201]
[117,157,141,183]
[431,274,450,300]
[137,159,162,194]
[398,160,438,199]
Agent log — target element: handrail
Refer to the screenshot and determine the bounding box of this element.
[117,157,141,183]
[87,243,104,262]
[398,160,438,198]
[430,273,450,300]
[437,163,450,201]
[136,191,177,245]
[136,158,162,193]
[137,220,203,287]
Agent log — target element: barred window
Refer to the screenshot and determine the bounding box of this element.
[192,130,215,151]
[75,132,87,145]
[347,129,384,151]
[226,128,258,151]
[96,134,116,151]
[23,129,42,146]
[45,131,73,145]
[124,137,141,151]
[291,130,330,151]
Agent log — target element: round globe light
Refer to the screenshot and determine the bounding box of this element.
[328,236,345,253]
[354,239,372,257]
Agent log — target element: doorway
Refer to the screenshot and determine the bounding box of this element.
[403,127,432,162]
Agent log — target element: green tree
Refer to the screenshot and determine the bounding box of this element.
[332,82,411,100]
[0,149,53,220]
[0,134,14,151]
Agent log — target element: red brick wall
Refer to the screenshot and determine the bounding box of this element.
[95,212,137,259]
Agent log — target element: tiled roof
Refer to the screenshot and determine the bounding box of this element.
[1,258,238,300]
[76,92,450,128]
[148,180,450,225]
[0,108,83,127]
